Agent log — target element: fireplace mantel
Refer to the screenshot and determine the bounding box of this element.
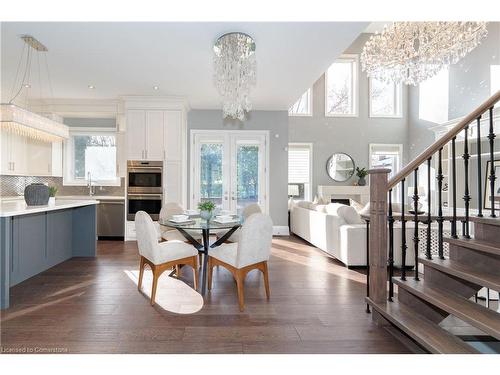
[317,185,370,205]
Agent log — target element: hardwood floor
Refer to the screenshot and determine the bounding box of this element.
[0,235,410,354]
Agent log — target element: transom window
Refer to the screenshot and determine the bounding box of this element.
[325,55,358,117]
[289,88,312,116]
[369,78,402,118]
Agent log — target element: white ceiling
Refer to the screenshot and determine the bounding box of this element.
[1,22,367,110]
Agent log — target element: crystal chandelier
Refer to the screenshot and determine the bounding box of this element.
[361,22,488,85]
[213,32,256,121]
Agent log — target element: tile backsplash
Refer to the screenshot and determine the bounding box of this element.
[0,175,125,197]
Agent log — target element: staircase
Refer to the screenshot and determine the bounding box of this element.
[366,91,500,354]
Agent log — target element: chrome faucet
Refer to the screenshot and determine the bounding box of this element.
[87,172,95,196]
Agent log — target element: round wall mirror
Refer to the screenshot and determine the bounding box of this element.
[326,153,355,182]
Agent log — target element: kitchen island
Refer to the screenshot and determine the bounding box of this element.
[0,199,99,309]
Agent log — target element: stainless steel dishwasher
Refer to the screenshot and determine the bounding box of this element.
[97,199,125,240]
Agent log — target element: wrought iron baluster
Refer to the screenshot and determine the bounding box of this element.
[401,178,407,281]
[488,106,496,218]
[388,189,394,301]
[365,219,370,313]
[451,137,458,238]
[477,115,483,217]
[413,169,420,281]
[463,125,471,239]
[426,158,432,260]
[437,148,445,259]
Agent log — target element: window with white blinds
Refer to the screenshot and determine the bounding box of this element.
[288,144,312,201]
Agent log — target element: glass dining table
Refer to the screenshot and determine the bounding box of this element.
[158,216,242,295]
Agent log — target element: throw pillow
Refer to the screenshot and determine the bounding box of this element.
[324,203,346,216]
[350,199,364,212]
[337,205,365,224]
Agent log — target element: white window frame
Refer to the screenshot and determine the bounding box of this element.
[288,142,313,202]
[368,78,403,118]
[289,88,313,117]
[325,54,359,118]
[63,127,120,187]
[369,143,403,202]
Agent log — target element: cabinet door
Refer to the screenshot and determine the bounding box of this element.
[126,110,146,160]
[51,141,63,177]
[145,110,165,160]
[164,110,183,161]
[0,130,11,174]
[26,138,52,176]
[10,133,27,175]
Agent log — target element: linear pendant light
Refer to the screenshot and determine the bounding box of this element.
[0,35,69,142]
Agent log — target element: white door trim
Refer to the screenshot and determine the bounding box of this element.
[190,129,270,215]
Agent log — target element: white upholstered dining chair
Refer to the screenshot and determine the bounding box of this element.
[208,213,273,311]
[221,203,262,243]
[135,211,199,306]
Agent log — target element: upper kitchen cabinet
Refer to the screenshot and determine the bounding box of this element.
[1,131,27,175]
[126,109,165,161]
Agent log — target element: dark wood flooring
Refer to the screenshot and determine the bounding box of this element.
[0,235,410,354]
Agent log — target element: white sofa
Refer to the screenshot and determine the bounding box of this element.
[290,201,415,267]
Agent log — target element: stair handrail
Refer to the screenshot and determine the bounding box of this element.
[388,90,500,190]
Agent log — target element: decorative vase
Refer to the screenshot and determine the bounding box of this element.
[358,176,366,186]
[24,183,49,206]
[200,210,213,221]
[48,197,56,206]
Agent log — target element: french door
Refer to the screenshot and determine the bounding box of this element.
[191,130,268,214]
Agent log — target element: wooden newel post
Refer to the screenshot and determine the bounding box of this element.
[368,168,390,304]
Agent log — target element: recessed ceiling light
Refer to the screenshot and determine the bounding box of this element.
[88,85,95,89]
[24,84,31,88]
[153,85,159,90]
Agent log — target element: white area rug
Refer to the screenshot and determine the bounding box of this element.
[124,270,203,314]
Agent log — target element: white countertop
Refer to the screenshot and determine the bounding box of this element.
[1,195,125,201]
[0,199,100,217]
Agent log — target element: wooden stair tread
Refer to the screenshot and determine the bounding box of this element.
[444,237,500,257]
[366,298,478,354]
[470,215,500,227]
[419,257,500,291]
[394,278,500,340]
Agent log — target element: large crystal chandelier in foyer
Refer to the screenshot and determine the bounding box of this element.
[361,22,488,85]
[213,32,256,121]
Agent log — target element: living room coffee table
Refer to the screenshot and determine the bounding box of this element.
[159,216,242,296]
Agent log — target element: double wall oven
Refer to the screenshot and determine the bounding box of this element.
[127,160,163,221]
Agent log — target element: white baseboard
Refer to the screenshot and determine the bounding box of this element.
[273,226,290,236]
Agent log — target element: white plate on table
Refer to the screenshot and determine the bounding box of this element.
[168,218,194,224]
[212,216,238,224]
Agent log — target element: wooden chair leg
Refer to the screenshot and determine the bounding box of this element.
[192,256,199,290]
[262,261,270,300]
[235,273,245,312]
[151,266,159,306]
[176,265,181,277]
[208,257,213,290]
[138,256,145,291]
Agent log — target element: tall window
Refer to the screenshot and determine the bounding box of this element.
[369,78,402,118]
[325,55,358,116]
[289,88,312,116]
[64,131,119,186]
[369,144,403,202]
[288,143,312,201]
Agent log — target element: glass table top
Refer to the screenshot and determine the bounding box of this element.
[158,215,242,230]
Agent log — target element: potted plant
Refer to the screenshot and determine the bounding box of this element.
[198,201,216,221]
[355,167,368,186]
[48,186,58,205]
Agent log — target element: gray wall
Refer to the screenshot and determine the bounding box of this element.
[408,23,500,159]
[289,33,409,195]
[187,110,289,226]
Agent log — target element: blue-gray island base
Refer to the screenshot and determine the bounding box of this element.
[0,203,97,309]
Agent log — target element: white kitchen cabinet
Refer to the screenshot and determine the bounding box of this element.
[126,110,146,160]
[1,130,63,176]
[1,131,27,175]
[145,110,165,160]
[164,110,183,160]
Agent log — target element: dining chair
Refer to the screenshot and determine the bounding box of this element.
[135,211,199,306]
[223,203,262,243]
[207,213,273,311]
[157,202,203,242]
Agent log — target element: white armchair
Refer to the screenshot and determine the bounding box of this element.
[135,211,199,306]
[208,213,273,311]
[157,202,202,242]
